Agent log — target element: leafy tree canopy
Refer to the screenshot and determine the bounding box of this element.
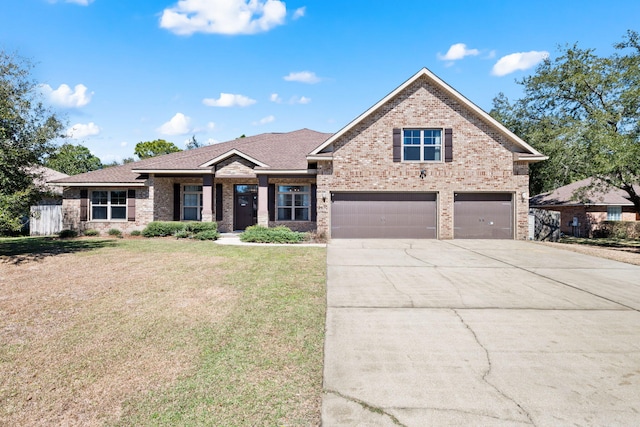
[45,143,102,175]
[134,139,182,159]
[0,50,64,234]
[490,30,640,213]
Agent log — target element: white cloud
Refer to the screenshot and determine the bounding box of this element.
[491,51,549,76]
[160,0,287,36]
[283,71,321,84]
[120,141,128,147]
[206,122,216,130]
[203,93,257,107]
[158,113,192,135]
[252,115,275,125]
[67,122,100,139]
[290,95,311,104]
[270,93,282,103]
[292,7,305,19]
[42,83,93,108]
[437,43,480,61]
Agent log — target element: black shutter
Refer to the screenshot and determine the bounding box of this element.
[127,189,136,221]
[80,189,88,221]
[268,184,275,221]
[215,184,223,221]
[173,183,180,221]
[393,128,402,162]
[444,128,453,163]
[310,184,317,222]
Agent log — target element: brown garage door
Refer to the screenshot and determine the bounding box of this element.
[454,193,513,239]
[331,193,437,238]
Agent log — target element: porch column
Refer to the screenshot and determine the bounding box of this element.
[202,174,213,222]
[257,175,269,227]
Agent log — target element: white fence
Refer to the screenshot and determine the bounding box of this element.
[30,205,63,236]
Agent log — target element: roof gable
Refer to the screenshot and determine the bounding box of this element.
[199,149,268,168]
[309,68,546,161]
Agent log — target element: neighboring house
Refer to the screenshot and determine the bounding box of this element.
[51,68,546,239]
[530,178,640,237]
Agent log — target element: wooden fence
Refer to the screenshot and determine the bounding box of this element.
[30,205,63,236]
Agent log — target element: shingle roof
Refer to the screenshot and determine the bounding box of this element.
[530,178,637,206]
[51,129,332,185]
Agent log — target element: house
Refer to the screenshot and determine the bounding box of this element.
[530,178,639,237]
[29,166,69,236]
[51,68,546,239]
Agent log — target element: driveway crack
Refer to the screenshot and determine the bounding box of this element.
[379,266,415,307]
[453,309,536,426]
[325,389,406,426]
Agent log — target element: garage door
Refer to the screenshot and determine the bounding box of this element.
[454,193,513,239]
[331,193,437,238]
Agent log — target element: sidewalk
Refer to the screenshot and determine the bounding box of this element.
[215,232,326,247]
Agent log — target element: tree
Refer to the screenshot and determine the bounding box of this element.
[0,51,64,234]
[491,30,640,214]
[185,135,204,150]
[134,139,182,159]
[45,143,102,175]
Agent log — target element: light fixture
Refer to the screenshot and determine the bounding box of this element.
[322,191,328,202]
[521,192,528,202]
[419,169,426,179]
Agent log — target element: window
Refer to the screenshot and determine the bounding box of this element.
[91,190,126,220]
[403,129,442,161]
[277,185,310,221]
[183,185,203,221]
[607,206,622,221]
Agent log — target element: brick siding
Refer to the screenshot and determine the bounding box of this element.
[316,75,530,239]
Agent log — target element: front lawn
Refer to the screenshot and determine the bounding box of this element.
[0,237,326,426]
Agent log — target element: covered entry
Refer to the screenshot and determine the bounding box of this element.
[331,192,437,238]
[454,193,513,239]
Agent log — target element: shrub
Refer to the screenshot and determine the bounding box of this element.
[185,222,218,234]
[84,229,100,237]
[174,229,191,239]
[142,221,187,237]
[193,230,219,240]
[108,228,123,238]
[240,225,305,243]
[593,221,640,240]
[58,229,78,239]
[129,230,142,237]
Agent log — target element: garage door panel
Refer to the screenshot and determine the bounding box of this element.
[332,193,437,239]
[454,193,513,239]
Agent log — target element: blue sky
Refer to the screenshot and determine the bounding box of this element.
[3,0,639,163]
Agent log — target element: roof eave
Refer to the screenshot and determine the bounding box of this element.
[310,67,546,158]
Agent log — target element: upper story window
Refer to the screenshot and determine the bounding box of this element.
[607,206,622,221]
[183,185,203,221]
[403,129,442,162]
[277,185,310,221]
[91,190,126,220]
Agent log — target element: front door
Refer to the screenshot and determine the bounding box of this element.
[234,185,258,230]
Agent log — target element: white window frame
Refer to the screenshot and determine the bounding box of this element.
[607,205,622,221]
[277,185,310,221]
[183,185,203,221]
[90,190,127,221]
[402,128,443,162]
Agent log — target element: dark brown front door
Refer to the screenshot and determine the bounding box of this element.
[234,185,258,230]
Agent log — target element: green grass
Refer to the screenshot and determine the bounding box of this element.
[0,237,326,426]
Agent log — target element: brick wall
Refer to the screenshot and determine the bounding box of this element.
[61,185,152,234]
[316,75,530,239]
[538,205,637,237]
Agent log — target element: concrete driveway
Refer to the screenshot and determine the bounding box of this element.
[322,240,640,426]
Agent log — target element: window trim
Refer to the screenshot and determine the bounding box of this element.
[276,184,311,221]
[183,185,203,221]
[90,189,128,221]
[607,205,622,221]
[402,128,443,162]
